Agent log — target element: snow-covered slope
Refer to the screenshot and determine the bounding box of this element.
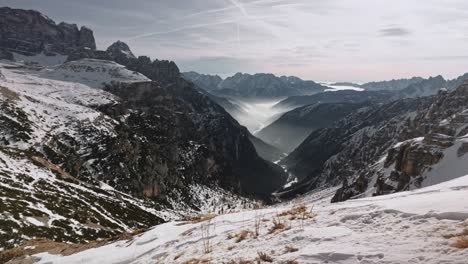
[41,59,150,88]
[0,60,256,251]
[28,175,468,264]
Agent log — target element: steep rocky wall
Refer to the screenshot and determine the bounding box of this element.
[0,7,96,56]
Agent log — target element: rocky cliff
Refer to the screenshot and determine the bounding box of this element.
[0,7,96,56]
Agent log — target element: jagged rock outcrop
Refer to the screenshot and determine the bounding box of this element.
[67,41,180,85]
[0,7,96,56]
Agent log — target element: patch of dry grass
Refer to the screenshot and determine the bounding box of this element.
[180,227,196,237]
[452,237,468,249]
[256,251,274,262]
[181,258,212,264]
[226,259,254,264]
[443,229,468,239]
[227,245,236,251]
[174,252,184,260]
[284,245,299,253]
[268,217,287,234]
[279,204,315,220]
[190,214,217,224]
[235,229,253,243]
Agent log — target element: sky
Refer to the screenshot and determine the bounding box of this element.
[2,0,468,82]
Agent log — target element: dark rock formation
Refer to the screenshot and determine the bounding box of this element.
[0,7,96,55]
[67,41,180,85]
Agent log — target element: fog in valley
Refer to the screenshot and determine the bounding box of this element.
[229,99,292,134]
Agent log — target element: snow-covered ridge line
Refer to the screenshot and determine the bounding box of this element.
[31,175,468,264]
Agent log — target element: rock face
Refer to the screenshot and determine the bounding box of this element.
[0,7,96,55]
[280,81,468,202]
[106,40,136,60]
[256,102,372,153]
[67,41,180,85]
[99,80,287,197]
[183,71,327,99]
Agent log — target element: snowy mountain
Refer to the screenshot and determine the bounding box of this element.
[280,81,468,203]
[0,53,289,249]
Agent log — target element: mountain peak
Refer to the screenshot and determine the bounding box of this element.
[106,40,135,59]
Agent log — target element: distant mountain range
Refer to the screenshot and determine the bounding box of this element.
[183,71,327,99]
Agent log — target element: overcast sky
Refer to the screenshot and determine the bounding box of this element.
[2,0,468,81]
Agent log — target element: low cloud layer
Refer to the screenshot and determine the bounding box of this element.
[1,0,468,81]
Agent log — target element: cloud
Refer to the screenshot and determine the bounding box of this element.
[379,27,412,37]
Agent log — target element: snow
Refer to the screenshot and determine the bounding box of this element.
[320,82,365,92]
[13,52,68,66]
[34,175,468,264]
[41,59,150,89]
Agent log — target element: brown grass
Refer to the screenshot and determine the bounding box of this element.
[235,229,253,243]
[256,251,274,262]
[181,258,212,264]
[452,237,468,249]
[443,229,468,239]
[226,259,254,264]
[227,245,236,251]
[190,214,217,224]
[174,252,184,260]
[284,245,299,253]
[180,227,196,237]
[279,204,315,220]
[0,86,19,101]
[268,217,287,234]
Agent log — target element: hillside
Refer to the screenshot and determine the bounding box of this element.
[8,175,468,263]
